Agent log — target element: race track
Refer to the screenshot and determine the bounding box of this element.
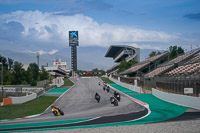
[0,77,147,132]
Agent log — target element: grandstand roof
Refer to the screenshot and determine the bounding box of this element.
[105,45,140,62]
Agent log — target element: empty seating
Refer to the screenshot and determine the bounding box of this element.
[167,62,200,76]
[121,51,168,75]
[145,64,173,78]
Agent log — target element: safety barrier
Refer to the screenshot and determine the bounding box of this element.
[2,98,12,106]
[109,77,144,93]
[152,88,200,110]
[11,92,37,104]
[50,77,64,87]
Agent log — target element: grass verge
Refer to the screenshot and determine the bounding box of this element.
[0,96,58,120]
[100,77,114,84]
[58,78,74,88]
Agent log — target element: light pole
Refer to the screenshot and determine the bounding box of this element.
[1,58,3,98]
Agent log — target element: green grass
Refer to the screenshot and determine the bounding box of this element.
[0,96,58,120]
[100,77,114,84]
[59,78,74,88]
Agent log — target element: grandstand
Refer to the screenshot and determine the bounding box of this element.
[145,48,200,78]
[107,46,200,97]
[105,45,140,74]
[166,62,200,76]
[120,51,169,76]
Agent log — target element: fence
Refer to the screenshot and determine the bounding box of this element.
[111,74,200,97]
[111,75,145,88]
[37,79,50,86]
[109,76,143,93]
[156,75,200,97]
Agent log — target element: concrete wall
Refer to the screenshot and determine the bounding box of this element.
[110,77,143,93]
[152,88,200,110]
[50,77,64,87]
[11,92,37,104]
[1,87,43,93]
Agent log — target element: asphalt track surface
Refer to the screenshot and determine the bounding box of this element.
[0,77,147,132]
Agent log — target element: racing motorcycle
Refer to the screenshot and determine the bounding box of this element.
[114,91,121,101]
[95,92,101,103]
[103,85,106,91]
[110,96,118,106]
[51,106,64,116]
[106,86,110,92]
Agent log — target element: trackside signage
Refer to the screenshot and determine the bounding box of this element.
[69,31,79,46]
[184,88,193,94]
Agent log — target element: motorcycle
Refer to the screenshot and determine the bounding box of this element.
[114,91,121,101]
[110,96,118,106]
[106,86,110,92]
[51,106,64,116]
[103,85,106,91]
[95,92,101,103]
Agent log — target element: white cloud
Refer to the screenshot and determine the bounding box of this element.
[26,49,58,55]
[0,10,180,49]
[128,43,162,50]
[48,49,58,55]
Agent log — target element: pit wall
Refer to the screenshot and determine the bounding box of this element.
[109,76,143,93]
[152,88,200,110]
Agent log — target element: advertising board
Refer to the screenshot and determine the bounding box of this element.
[69,31,79,46]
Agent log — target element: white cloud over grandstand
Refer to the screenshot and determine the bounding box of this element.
[0,10,180,49]
[129,43,162,50]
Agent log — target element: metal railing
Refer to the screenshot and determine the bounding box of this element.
[155,75,200,97]
[111,74,200,97]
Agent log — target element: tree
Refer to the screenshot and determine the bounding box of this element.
[8,58,13,70]
[0,55,8,71]
[4,71,13,85]
[149,51,162,58]
[26,63,39,86]
[118,59,137,73]
[169,46,184,59]
[12,61,25,85]
[39,66,49,80]
[27,63,39,80]
[149,51,157,57]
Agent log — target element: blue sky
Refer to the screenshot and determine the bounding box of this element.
[0,0,200,70]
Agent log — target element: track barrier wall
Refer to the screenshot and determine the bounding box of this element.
[152,88,200,110]
[50,77,64,87]
[109,76,143,93]
[11,92,37,104]
[110,75,199,110]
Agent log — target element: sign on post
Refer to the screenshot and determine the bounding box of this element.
[184,88,193,94]
[69,31,79,46]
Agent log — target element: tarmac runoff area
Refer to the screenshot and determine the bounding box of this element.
[0,77,147,132]
[1,77,199,132]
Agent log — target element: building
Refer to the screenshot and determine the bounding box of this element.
[105,45,140,74]
[44,59,70,77]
